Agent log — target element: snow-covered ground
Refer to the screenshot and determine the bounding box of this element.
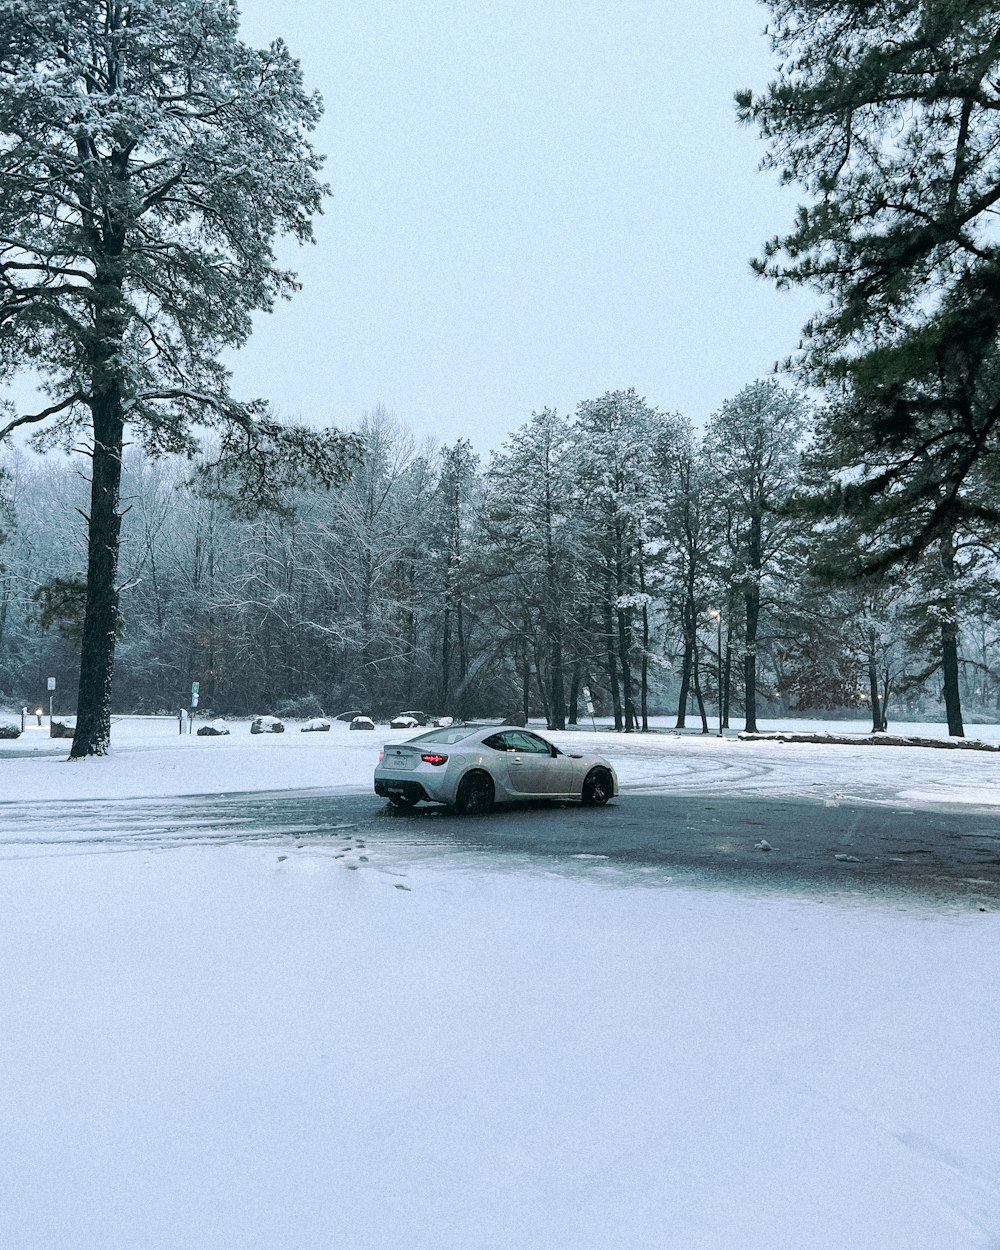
[2,713,999,809]
[2,717,999,1249]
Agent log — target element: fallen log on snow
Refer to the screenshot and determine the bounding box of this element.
[737,730,1000,753]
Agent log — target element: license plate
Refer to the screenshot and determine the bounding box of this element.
[385,754,416,770]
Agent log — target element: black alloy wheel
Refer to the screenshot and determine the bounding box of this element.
[454,771,495,815]
[581,767,613,806]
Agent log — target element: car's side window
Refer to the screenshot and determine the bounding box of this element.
[482,734,508,752]
[525,733,554,755]
[507,731,551,755]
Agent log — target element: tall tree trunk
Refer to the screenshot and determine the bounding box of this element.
[743,583,760,734]
[617,605,635,732]
[743,518,762,734]
[675,636,692,728]
[441,602,452,709]
[722,587,736,728]
[456,596,468,716]
[939,532,964,737]
[521,622,531,724]
[603,590,622,731]
[534,664,552,729]
[868,650,884,733]
[639,564,649,732]
[71,392,125,757]
[549,625,565,730]
[941,625,964,737]
[692,643,709,733]
[568,661,580,726]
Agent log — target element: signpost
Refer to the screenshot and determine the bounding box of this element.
[189,680,200,733]
[582,685,597,733]
[46,676,55,728]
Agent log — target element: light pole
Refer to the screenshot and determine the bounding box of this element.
[708,609,723,737]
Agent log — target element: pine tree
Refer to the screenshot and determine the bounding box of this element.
[647,415,716,731]
[479,410,581,729]
[0,0,359,755]
[703,381,810,733]
[738,1,1000,561]
[433,440,480,716]
[574,390,662,732]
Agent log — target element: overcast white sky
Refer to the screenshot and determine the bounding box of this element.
[228,0,817,451]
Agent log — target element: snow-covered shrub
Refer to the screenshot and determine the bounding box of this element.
[250,716,285,734]
[435,716,454,728]
[394,709,431,725]
[349,716,375,731]
[390,715,419,729]
[197,720,230,737]
[50,717,76,738]
[300,717,331,732]
[0,724,21,739]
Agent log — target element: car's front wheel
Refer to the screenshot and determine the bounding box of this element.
[581,767,613,806]
[453,770,495,815]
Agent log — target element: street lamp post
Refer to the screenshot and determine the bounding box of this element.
[709,609,723,737]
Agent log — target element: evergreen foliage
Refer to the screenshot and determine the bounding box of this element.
[738,0,1000,564]
[0,0,358,754]
[3,391,998,731]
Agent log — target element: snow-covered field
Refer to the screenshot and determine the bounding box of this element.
[2,717,999,1249]
[2,712,1000,807]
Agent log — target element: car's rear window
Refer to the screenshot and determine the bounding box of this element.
[407,725,480,745]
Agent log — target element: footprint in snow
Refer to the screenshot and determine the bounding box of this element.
[394,883,411,891]
[276,855,287,863]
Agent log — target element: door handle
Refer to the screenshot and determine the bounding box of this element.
[511,755,523,764]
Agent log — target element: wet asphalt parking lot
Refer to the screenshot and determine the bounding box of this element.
[2,787,998,907]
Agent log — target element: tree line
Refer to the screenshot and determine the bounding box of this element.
[3,387,999,734]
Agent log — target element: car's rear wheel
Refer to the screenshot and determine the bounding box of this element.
[388,792,418,809]
[454,770,495,814]
[581,767,613,806]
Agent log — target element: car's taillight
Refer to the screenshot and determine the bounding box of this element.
[421,753,448,766]
[378,751,384,761]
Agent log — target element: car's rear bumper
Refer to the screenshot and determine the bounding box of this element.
[374,777,432,803]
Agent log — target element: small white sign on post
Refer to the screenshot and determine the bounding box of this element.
[582,684,596,729]
[47,677,56,691]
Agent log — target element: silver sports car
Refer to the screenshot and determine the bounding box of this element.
[373,724,618,813]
